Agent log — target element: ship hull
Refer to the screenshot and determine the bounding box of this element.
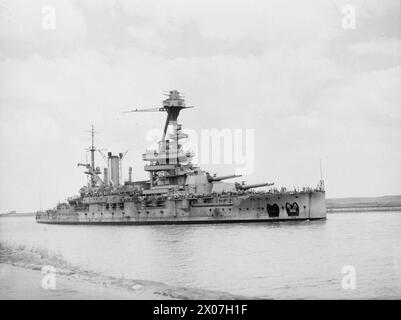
[36,191,326,225]
[36,217,325,225]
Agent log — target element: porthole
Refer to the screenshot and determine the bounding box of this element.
[137,211,141,214]
[209,209,212,212]
[160,210,164,214]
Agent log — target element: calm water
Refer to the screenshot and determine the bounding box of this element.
[1,212,401,299]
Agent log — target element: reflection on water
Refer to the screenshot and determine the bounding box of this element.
[1,212,401,299]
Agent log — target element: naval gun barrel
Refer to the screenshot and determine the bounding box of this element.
[208,174,242,182]
[236,182,274,190]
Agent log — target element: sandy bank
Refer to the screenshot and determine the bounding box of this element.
[0,262,245,300]
[0,242,248,300]
[0,263,165,300]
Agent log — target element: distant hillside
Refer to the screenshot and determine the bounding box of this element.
[327,195,401,209]
[0,212,36,217]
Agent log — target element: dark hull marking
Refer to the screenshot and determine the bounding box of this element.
[285,202,300,216]
[266,204,280,217]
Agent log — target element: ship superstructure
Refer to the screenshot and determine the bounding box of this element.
[36,91,326,225]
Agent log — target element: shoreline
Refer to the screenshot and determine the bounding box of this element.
[0,242,249,300]
[327,207,401,213]
[0,262,248,300]
[0,263,158,300]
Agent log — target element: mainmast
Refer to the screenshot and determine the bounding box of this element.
[90,125,95,173]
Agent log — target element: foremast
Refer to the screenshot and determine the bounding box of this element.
[77,125,103,189]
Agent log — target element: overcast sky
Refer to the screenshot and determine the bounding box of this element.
[0,0,400,212]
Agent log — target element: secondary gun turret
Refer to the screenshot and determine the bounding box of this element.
[208,174,242,182]
[235,182,274,190]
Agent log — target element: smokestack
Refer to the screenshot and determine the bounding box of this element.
[128,167,132,182]
[107,153,120,186]
[103,168,108,186]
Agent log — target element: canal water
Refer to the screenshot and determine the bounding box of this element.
[1,211,400,299]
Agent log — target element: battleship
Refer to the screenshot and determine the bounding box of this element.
[36,91,326,225]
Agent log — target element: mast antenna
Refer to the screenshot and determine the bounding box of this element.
[320,158,323,181]
[319,158,325,191]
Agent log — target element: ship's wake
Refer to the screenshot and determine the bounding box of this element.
[0,241,251,300]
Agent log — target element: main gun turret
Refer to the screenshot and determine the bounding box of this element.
[235,182,274,190]
[207,174,242,182]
